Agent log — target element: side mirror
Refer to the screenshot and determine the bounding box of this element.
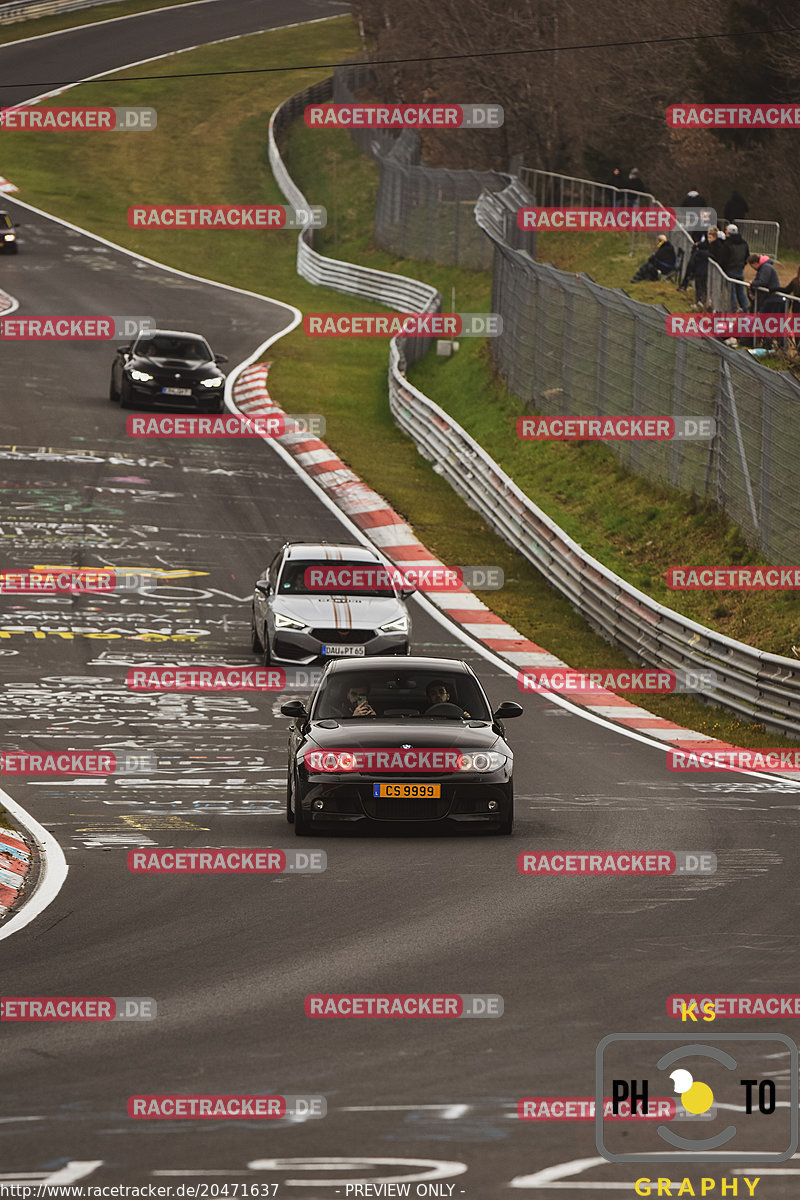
[399,588,416,600]
[255,580,271,596]
[492,702,523,720]
[281,700,308,719]
[117,345,132,355]
[214,353,229,364]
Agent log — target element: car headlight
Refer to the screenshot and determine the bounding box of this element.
[457,751,509,772]
[129,368,154,383]
[199,376,223,388]
[3,233,14,242]
[379,615,409,634]
[274,612,307,631]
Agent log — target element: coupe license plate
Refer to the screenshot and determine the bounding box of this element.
[162,387,193,396]
[373,783,441,798]
[322,644,365,657]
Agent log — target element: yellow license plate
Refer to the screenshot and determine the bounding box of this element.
[373,782,441,799]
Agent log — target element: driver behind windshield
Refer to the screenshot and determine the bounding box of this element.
[425,679,470,717]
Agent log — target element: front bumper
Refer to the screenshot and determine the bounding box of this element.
[125,379,223,411]
[271,629,409,665]
[296,771,512,827]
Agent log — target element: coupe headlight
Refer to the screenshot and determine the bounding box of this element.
[3,233,14,242]
[379,615,409,634]
[274,612,307,631]
[457,751,509,772]
[129,368,154,383]
[200,376,223,388]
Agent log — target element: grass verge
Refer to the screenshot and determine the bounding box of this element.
[0,14,796,748]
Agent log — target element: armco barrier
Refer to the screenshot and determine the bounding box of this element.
[269,77,800,738]
[0,0,126,22]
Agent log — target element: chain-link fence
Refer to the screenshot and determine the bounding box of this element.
[476,182,800,562]
[332,66,513,269]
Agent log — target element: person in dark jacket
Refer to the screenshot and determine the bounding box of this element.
[707,227,730,270]
[783,265,800,314]
[680,188,707,207]
[605,166,623,206]
[685,236,710,306]
[725,225,750,311]
[748,253,780,310]
[723,190,749,224]
[630,235,676,282]
[624,167,648,205]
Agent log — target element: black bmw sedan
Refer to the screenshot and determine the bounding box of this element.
[109,328,228,412]
[281,657,522,835]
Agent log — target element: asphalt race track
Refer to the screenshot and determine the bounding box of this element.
[1,4,800,1196]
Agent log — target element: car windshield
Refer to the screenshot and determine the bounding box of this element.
[136,335,212,362]
[0,214,12,229]
[277,560,398,598]
[312,670,492,721]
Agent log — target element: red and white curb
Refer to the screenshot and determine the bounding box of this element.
[232,363,745,759]
[0,828,32,919]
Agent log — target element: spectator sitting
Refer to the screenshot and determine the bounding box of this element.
[630,235,676,282]
[724,225,750,312]
[723,190,749,224]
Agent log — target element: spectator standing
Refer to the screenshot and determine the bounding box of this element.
[605,166,623,206]
[680,188,707,207]
[707,227,730,270]
[685,236,710,308]
[748,253,780,311]
[783,265,800,314]
[725,225,750,312]
[723,190,749,224]
[625,167,648,205]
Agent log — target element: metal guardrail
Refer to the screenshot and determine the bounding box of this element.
[269,78,800,737]
[0,0,127,23]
